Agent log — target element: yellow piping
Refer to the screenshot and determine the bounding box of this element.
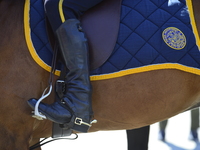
[59,0,65,23]
[24,0,60,76]
[90,63,200,81]
[186,0,200,49]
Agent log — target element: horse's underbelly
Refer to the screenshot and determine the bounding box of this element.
[90,69,200,131]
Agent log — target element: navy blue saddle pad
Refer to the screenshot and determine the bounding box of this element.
[24,0,200,82]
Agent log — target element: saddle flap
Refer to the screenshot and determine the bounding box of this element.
[81,0,122,70]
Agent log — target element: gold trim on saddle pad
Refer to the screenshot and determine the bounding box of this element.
[90,63,200,81]
[24,0,61,76]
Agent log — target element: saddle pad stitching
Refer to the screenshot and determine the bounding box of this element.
[118,2,183,54]
[90,0,200,81]
[123,1,189,55]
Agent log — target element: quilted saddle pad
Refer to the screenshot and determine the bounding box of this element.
[90,0,200,80]
[24,0,200,81]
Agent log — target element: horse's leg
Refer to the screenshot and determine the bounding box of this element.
[189,109,199,141]
[126,126,150,150]
[158,120,168,141]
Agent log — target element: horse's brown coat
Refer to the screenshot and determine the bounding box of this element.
[0,0,199,149]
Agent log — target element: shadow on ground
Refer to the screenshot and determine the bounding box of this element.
[164,141,200,150]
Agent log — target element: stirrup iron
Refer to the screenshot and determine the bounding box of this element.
[32,84,53,120]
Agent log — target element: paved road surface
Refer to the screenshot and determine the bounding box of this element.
[41,111,200,150]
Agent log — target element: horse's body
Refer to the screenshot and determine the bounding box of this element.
[0,0,200,149]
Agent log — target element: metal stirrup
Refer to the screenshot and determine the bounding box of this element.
[32,84,53,120]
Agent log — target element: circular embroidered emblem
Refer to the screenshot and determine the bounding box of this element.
[162,27,186,50]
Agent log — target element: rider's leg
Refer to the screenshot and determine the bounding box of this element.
[28,0,102,132]
[43,0,103,32]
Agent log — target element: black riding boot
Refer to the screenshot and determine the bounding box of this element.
[28,19,93,132]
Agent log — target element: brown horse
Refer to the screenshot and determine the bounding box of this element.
[0,0,200,149]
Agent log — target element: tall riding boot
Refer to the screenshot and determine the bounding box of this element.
[28,19,93,132]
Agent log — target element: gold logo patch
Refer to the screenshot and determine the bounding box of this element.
[162,27,186,50]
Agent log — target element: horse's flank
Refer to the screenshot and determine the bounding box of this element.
[0,0,200,150]
[0,0,51,149]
